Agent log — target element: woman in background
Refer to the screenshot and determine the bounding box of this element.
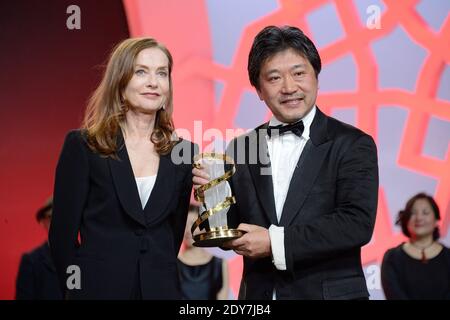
[177,204,229,300]
[381,193,450,300]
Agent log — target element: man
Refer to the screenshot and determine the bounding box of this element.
[193,25,378,299]
[16,198,63,300]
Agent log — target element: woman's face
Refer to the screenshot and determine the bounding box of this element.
[122,47,170,114]
[407,198,438,239]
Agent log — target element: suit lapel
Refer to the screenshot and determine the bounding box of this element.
[248,125,278,225]
[279,107,332,226]
[109,132,146,227]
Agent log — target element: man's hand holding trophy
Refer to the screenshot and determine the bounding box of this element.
[191,153,245,247]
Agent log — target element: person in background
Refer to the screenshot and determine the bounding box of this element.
[16,197,63,300]
[177,204,229,300]
[381,192,450,300]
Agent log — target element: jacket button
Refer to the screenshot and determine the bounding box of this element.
[135,229,144,236]
[140,238,149,253]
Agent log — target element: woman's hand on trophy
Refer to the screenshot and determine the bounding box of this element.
[223,223,271,258]
[192,164,210,189]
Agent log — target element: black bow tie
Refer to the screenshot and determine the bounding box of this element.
[267,120,304,138]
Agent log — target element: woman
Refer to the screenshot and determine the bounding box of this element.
[177,205,229,300]
[49,38,196,299]
[381,193,450,300]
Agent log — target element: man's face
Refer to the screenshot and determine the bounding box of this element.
[256,48,318,123]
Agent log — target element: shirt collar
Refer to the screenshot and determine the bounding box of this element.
[268,105,316,140]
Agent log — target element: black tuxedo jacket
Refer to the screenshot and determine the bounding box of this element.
[226,107,378,300]
[16,242,63,300]
[49,130,196,299]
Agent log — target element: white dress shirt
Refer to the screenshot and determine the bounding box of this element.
[267,106,316,271]
[135,175,157,209]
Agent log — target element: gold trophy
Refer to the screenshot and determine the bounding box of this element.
[192,153,245,247]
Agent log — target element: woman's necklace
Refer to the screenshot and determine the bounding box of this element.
[409,241,435,264]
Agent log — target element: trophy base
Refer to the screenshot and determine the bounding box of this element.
[193,228,246,247]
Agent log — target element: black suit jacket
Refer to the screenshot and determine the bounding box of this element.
[16,242,63,300]
[226,107,378,300]
[49,130,196,299]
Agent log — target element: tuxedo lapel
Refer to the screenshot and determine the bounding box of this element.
[279,108,332,226]
[142,152,176,225]
[247,125,278,225]
[279,140,331,226]
[109,133,146,227]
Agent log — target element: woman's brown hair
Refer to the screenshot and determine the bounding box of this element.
[82,37,177,157]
